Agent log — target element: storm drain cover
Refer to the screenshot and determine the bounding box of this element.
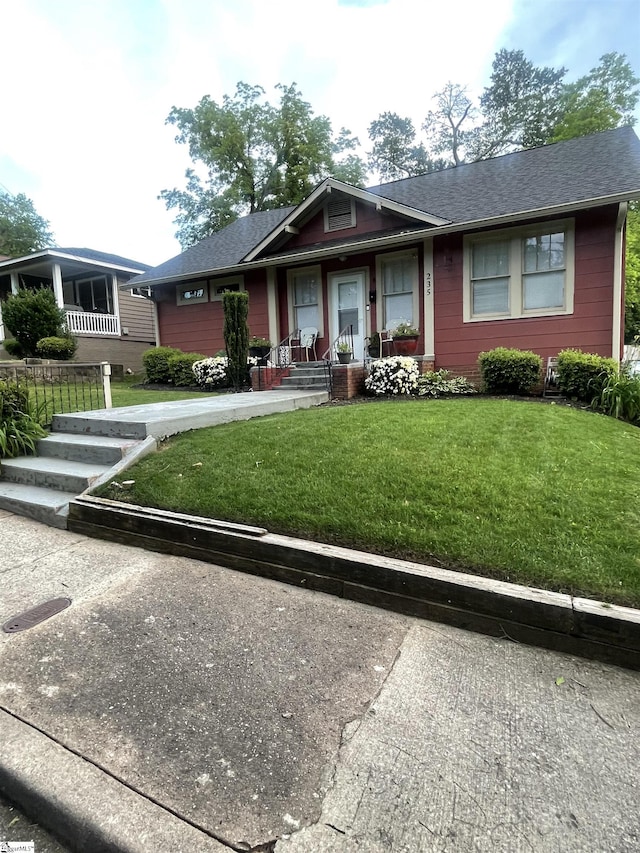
[2,597,72,634]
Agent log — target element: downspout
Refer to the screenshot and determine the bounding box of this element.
[612,202,627,362]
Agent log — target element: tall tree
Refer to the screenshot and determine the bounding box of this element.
[552,53,639,142]
[367,112,436,180]
[423,83,480,166]
[160,82,366,248]
[0,190,54,257]
[479,49,567,154]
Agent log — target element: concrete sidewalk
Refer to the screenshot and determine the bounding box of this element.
[1,512,639,852]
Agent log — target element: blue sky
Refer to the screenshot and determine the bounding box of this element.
[1,0,638,265]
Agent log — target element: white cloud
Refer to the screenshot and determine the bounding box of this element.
[0,0,634,267]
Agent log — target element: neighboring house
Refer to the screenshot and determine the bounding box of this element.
[127,127,640,379]
[0,248,157,371]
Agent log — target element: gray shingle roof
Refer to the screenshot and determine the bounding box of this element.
[136,127,640,286]
[132,208,294,285]
[368,126,640,223]
[55,248,152,271]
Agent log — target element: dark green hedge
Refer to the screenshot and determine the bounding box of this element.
[142,346,183,383]
[167,352,208,386]
[478,347,542,395]
[556,349,618,402]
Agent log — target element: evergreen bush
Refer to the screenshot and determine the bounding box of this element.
[478,347,542,395]
[223,291,249,391]
[556,349,618,402]
[142,346,182,383]
[36,335,78,360]
[2,288,66,357]
[167,352,208,386]
[2,339,23,358]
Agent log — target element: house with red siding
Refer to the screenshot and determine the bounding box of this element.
[128,127,640,387]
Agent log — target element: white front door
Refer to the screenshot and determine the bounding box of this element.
[330,271,366,360]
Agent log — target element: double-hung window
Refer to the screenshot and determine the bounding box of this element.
[464,221,574,322]
[378,252,418,328]
[289,266,322,333]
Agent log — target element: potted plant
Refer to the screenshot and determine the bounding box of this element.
[367,332,381,358]
[248,336,272,359]
[392,322,419,356]
[336,341,353,364]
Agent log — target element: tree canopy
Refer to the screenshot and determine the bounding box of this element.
[366,50,639,177]
[0,190,54,257]
[161,82,366,248]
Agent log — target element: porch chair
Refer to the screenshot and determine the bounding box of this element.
[293,326,318,361]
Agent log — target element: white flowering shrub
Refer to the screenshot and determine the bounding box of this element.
[192,357,228,388]
[417,369,476,398]
[365,356,420,396]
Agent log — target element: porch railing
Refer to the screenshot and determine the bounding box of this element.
[65,310,120,336]
[253,332,296,391]
[321,325,355,362]
[0,362,112,425]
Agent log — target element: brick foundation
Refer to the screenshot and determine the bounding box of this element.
[331,363,365,399]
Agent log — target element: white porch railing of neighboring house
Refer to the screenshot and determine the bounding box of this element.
[65,310,121,336]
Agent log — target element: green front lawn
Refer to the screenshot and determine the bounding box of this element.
[96,398,640,607]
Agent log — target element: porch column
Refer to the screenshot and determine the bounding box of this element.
[10,272,19,294]
[51,263,64,309]
[422,237,435,360]
[612,202,626,362]
[267,267,279,347]
[0,301,4,341]
[111,274,122,335]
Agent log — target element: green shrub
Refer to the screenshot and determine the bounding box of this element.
[0,379,46,458]
[36,335,78,360]
[167,352,208,386]
[591,371,640,424]
[2,288,66,357]
[223,291,249,391]
[556,349,618,402]
[142,346,182,383]
[2,338,23,358]
[478,347,542,395]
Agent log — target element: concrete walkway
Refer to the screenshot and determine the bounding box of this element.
[1,512,639,852]
[52,389,329,440]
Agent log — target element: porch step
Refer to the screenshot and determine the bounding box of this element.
[1,456,111,494]
[0,482,76,529]
[37,432,139,465]
[51,413,147,440]
[280,362,330,390]
[280,375,330,389]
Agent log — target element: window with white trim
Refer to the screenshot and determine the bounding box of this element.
[176,280,208,306]
[378,252,418,328]
[130,286,151,298]
[288,266,322,333]
[64,276,112,313]
[464,221,574,322]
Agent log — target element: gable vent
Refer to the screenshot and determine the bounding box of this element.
[326,198,355,231]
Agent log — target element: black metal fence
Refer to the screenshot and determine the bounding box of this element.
[0,362,112,424]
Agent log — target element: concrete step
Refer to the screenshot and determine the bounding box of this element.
[51,413,147,440]
[1,456,110,493]
[280,375,330,389]
[37,432,139,465]
[289,366,329,379]
[0,482,75,528]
